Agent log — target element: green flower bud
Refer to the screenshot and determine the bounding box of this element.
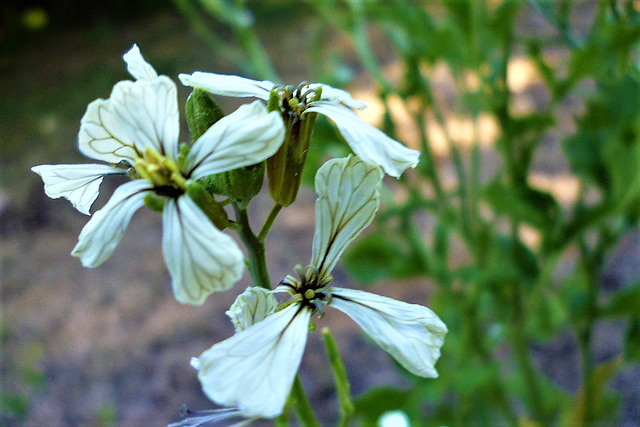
[186,181,229,230]
[267,111,318,206]
[204,161,265,202]
[186,89,224,141]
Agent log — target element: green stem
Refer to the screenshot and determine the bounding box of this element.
[322,328,354,427]
[233,203,271,289]
[258,203,283,243]
[291,375,322,427]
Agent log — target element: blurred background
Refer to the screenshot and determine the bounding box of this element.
[2,1,640,426]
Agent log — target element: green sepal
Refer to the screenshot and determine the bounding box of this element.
[186,181,229,230]
[204,162,266,201]
[267,111,318,206]
[186,89,225,142]
[143,192,166,213]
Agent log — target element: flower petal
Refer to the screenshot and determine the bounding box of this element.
[305,101,420,177]
[179,72,274,100]
[197,304,312,418]
[309,83,367,110]
[226,287,279,333]
[311,156,383,277]
[330,287,447,378]
[78,76,179,163]
[162,196,244,305]
[31,164,126,215]
[185,101,285,179]
[71,179,151,267]
[122,44,158,81]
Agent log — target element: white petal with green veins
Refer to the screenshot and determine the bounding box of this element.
[31,163,126,215]
[185,101,285,179]
[330,287,447,378]
[305,101,420,178]
[197,304,311,418]
[162,196,244,305]
[179,72,274,100]
[311,156,383,277]
[123,44,158,81]
[226,287,279,333]
[72,179,152,267]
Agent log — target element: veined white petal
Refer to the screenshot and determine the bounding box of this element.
[311,156,383,277]
[78,77,179,163]
[179,72,274,100]
[226,287,279,332]
[330,287,447,378]
[78,98,139,164]
[168,408,256,427]
[197,304,312,418]
[71,179,151,267]
[162,196,244,305]
[185,101,285,179]
[309,83,367,110]
[31,164,126,215]
[305,102,420,178]
[123,44,158,81]
[107,77,180,160]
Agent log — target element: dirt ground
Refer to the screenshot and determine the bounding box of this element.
[2,6,640,426]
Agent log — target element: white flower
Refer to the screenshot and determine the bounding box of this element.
[195,156,447,418]
[179,72,420,177]
[32,44,285,305]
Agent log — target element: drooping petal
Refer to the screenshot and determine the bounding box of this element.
[31,164,127,215]
[185,101,285,179]
[308,83,367,110]
[179,72,274,100]
[122,44,158,81]
[305,101,420,178]
[310,156,383,277]
[330,287,447,378]
[71,179,152,267]
[226,287,279,333]
[162,196,244,305]
[78,77,179,164]
[197,304,312,418]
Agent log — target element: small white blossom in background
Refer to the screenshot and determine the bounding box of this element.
[178,71,420,178]
[378,410,412,427]
[193,156,447,418]
[32,45,285,305]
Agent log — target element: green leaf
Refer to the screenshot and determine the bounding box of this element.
[624,318,640,362]
[483,179,559,232]
[602,279,640,317]
[342,230,426,284]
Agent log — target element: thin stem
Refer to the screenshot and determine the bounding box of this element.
[291,375,322,427]
[322,328,354,427]
[232,203,271,289]
[258,203,283,243]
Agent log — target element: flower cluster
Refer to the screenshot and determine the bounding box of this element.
[193,156,447,418]
[32,44,445,423]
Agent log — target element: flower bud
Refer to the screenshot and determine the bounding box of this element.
[187,89,266,201]
[186,89,224,141]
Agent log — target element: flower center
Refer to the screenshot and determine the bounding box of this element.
[280,264,333,312]
[269,83,322,118]
[134,148,187,197]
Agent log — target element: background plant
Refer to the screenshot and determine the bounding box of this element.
[176,0,640,425]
